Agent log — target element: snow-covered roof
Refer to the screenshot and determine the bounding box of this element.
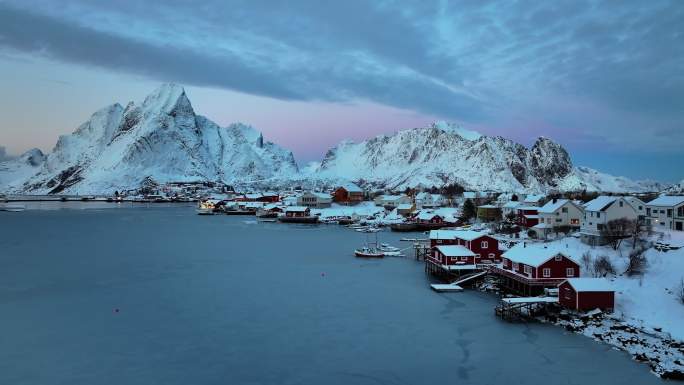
[463,192,477,199]
[516,206,539,211]
[435,245,476,257]
[524,214,539,219]
[417,212,441,220]
[648,195,684,207]
[503,242,579,267]
[263,204,281,210]
[285,206,309,212]
[303,191,331,199]
[533,223,553,229]
[524,194,545,203]
[503,201,521,208]
[538,199,570,214]
[244,193,263,199]
[429,229,488,241]
[415,192,430,200]
[584,196,617,212]
[478,204,499,209]
[397,203,414,210]
[562,278,613,292]
[340,183,362,193]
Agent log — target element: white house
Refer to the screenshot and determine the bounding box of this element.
[374,194,411,208]
[580,196,645,245]
[534,198,584,236]
[298,191,332,208]
[415,192,446,208]
[646,196,684,231]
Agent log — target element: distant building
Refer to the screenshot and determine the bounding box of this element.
[298,191,332,208]
[646,196,684,231]
[534,199,584,236]
[429,230,502,263]
[374,194,411,209]
[415,192,446,208]
[515,206,540,228]
[523,194,546,207]
[396,203,416,216]
[333,183,364,204]
[477,204,502,222]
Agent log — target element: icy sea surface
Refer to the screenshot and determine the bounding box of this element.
[0,205,664,384]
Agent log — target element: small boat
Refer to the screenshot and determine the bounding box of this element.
[356,226,381,233]
[0,204,26,212]
[255,209,278,219]
[277,215,319,223]
[354,246,384,258]
[196,208,215,215]
[379,243,400,252]
[390,222,419,232]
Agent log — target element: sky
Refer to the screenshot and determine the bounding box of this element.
[0,0,682,182]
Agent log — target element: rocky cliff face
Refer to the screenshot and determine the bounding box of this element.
[8,83,298,194]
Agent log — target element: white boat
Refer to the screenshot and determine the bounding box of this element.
[0,204,26,212]
[354,246,384,258]
[356,226,381,233]
[379,243,400,252]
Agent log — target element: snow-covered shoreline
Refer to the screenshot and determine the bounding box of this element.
[545,310,684,379]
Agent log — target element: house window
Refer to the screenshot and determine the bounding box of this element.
[566,268,575,277]
[564,287,572,300]
[543,268,551,277]
[668,209,673,218]
[561,207,568,213]
[512,262,519,270]
[597,212,601,218]
[461,256,469,261]
[555,255,562,261]
[646,208,651,216]
[436,239,442,244]
[481,241,488,249]
[488,253,495,258]
[619,201,623,207]
[524,265,532,275]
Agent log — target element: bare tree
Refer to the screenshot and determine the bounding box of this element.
[581,251,592,273]
[600,218,637,250]
[593,255,615,277]
[625,245,648,276]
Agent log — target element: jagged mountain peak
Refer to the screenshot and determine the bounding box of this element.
[2,84,299,194]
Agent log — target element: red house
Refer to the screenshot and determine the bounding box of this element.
[429,230,502,263]
[284,206,311,217]
[558,278,615,312]
[431,245,476,265]
[492,242,580,295]
[516,206,540,228]
[333,183,364,204]
[416,212,444,225]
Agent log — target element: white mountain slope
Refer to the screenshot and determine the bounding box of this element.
[310,122,661,193]
[0,148,46,189]
[7,84,297,194]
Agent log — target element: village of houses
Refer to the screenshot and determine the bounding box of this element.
[133,182,684,377]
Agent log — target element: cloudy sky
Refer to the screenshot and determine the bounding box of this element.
[0,0,682,181]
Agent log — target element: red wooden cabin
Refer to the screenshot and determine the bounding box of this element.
[558,278,614,312]
[516,206,540,228]
[333,183,364,204]
[429,230,502,263]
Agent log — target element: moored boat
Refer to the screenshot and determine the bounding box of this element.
[354,246,384,258]
[390,222,419,232]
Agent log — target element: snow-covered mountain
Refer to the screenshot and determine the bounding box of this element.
[3,84,297,194]
[310,122,660,193]
[0,85,668,195]
[0,148,46,189]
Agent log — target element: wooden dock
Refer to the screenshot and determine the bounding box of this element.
[495,296,558,322]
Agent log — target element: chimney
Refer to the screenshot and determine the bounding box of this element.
[553,198,557,204]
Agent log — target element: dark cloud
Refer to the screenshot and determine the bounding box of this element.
[0,0,682,151]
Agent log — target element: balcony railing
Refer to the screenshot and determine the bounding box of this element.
[489,266,566,286]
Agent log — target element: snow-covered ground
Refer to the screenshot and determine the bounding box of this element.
[541,233,684,341]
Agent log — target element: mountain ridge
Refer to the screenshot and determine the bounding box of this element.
[0,84,668,195]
